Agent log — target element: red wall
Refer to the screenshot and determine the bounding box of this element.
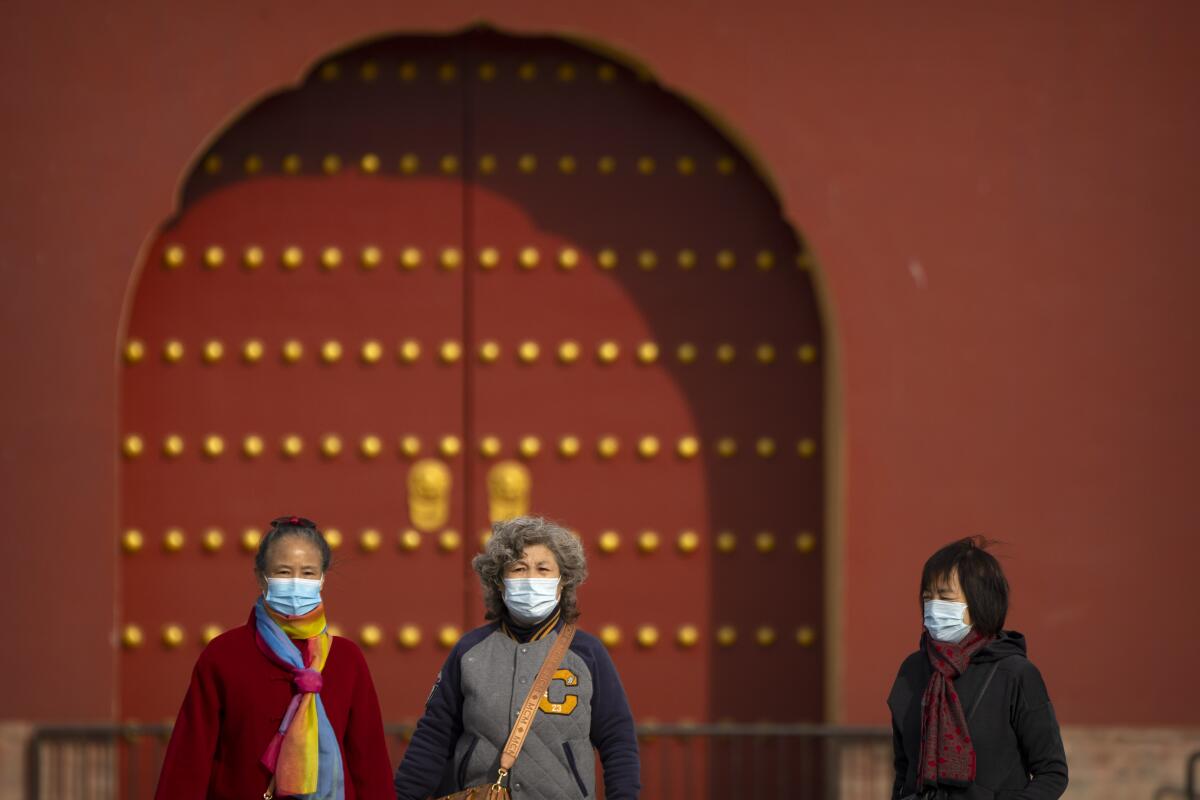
[4,1,1199,725]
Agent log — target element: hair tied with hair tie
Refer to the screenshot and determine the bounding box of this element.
[269,515,317,530]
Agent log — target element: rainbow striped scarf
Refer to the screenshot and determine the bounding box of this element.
[254,597,344,800]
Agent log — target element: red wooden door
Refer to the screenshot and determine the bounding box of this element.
[462,31,824,727]
[118,30,825,791]
[119,37,472,722]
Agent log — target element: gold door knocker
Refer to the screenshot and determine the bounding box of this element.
[487,460,531,522]
[408,458,451,532]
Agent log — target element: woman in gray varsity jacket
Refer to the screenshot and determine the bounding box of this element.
[393,516,641,800]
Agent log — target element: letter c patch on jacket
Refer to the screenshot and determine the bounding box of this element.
[538,668,579,715]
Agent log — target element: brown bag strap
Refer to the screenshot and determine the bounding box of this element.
[498,623,577,772]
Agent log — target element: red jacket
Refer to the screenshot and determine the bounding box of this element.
[154,609,394,800]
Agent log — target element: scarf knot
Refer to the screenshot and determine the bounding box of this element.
[294,667,323,693]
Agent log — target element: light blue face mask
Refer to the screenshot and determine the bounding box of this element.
[924,599,972,643]
[502,577,561,624]
[264,577,323,616]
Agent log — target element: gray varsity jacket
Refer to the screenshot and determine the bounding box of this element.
[393,615,640,800]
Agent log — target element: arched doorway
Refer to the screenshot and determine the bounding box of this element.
[117,24,827,793]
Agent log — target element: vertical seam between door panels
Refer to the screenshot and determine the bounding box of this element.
[460,39,477,628]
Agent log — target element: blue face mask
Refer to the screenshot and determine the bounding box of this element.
[502,578,560,624]
[264,577,323,616]
[924,599,972,643]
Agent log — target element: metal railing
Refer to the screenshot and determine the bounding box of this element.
[1152,750,1200,800]
[625,723,892,799]
[28,722,893,800]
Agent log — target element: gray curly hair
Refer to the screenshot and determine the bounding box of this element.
[472,515,588,623]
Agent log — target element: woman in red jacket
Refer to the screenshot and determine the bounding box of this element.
[155,516,394,800]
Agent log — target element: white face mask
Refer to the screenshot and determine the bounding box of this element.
[264,577,324,616]
[502,577,560,624]
[924,599,972,643]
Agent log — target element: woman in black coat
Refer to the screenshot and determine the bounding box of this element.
[887,537,1068,799]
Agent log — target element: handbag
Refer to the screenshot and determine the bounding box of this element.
[900,662,1000,800]
[434,623,578,800]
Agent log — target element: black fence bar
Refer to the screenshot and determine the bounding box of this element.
[29,722,893,800]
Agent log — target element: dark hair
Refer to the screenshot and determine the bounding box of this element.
[254,516,332,576]
[920,536,1009,637]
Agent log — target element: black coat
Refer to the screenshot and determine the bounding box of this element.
[887,631,1068,799]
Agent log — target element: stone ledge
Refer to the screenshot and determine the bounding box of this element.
[0,722,33,800]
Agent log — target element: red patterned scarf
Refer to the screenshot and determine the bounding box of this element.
[918,629,993,789]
